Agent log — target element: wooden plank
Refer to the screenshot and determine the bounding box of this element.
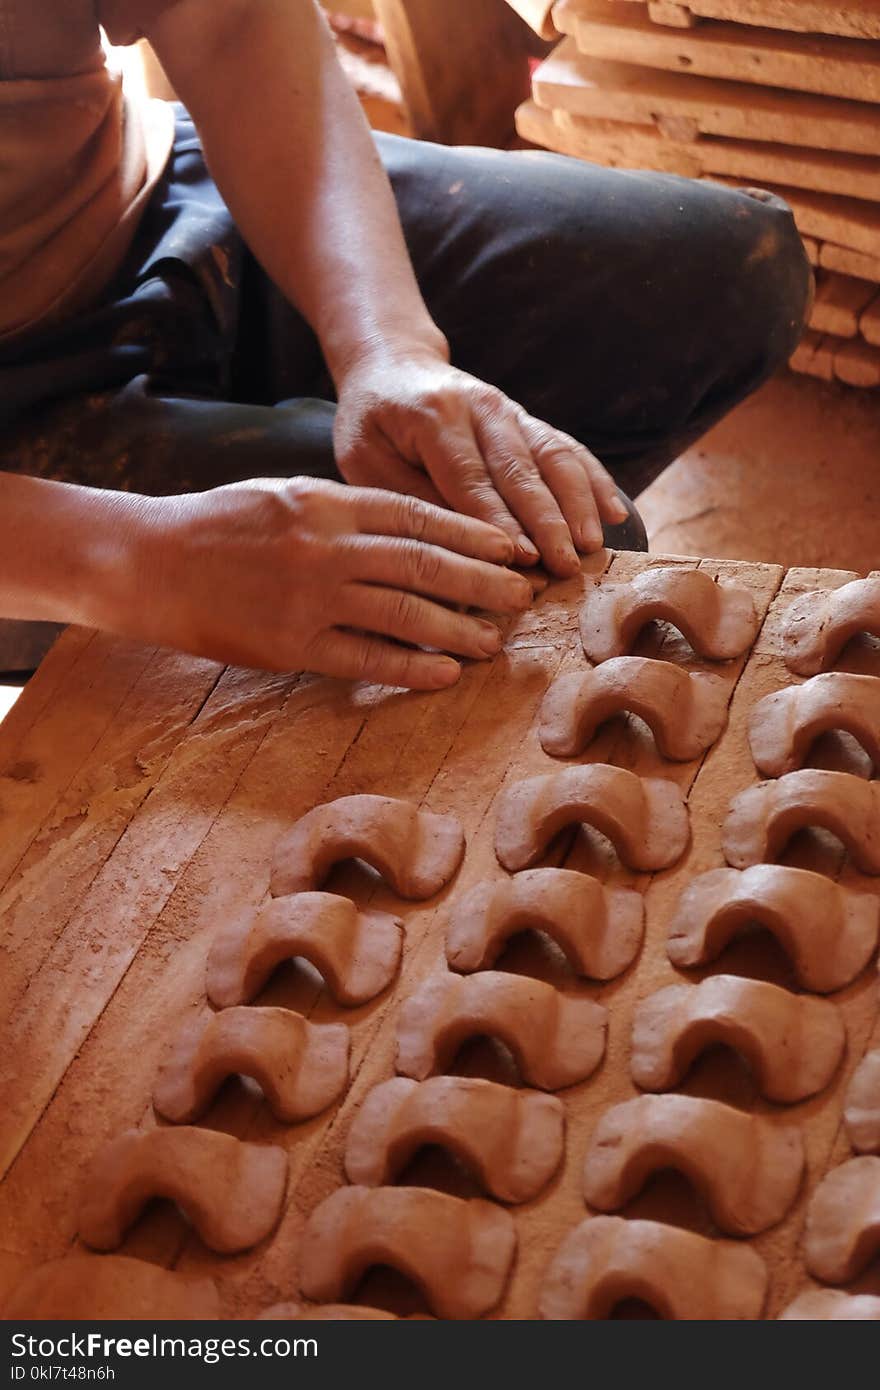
[4,550,880,1318]
[534,104,880,203]
[810,271,879,337]
[554,0,880,103]
[790,328,836,380]
[373,0,531,144]
[860,293,880,344]
[834,334,880,385]
[602,0,880,39]
[533,41,880,158]
[821,240,880,282]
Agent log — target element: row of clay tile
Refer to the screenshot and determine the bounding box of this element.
[23,796,468,1318]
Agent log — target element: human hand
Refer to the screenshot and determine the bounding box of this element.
[110,477,531,688]
[333,349,628,578]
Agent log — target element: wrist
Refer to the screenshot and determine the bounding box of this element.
[328,323,450,392]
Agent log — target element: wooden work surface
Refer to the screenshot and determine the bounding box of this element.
[0,549,878,1319]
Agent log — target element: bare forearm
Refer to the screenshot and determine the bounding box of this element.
[0,473,145,627]
[148,0,446,386]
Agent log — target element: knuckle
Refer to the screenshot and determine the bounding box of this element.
[387,589,421,631]
[407,540,443,587]
[395,493,431,540]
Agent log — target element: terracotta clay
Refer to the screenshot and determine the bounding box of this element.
[152,1006,349,1125]
[630,976,845,1103]
[78,1127,288,1254]
[582,1094,804,1235]
[298,1186,516,1319]
[395,970,607,1091]
[804,1155,880,1282]
[343,1076,565,1203]
[666,864,878,992]
[579,566,758,665]
[494,765,689,874]
[206,892,403,1009]
[539,1216,768,1320]
[269,794,465,900]
[723,769,880,873]
[445,868,644,981]
[538,657,730,761]
[2,1255,220,1321]
[749,673,880,776]
[783,576,880,675]
[845,1050,880,1154]
[778,1290,880,1320]
[258,1303,399,1320]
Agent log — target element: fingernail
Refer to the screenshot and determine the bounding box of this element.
[427,657,461,687]
[610,496,629,522]
[516,535,540,562]
[578,524,603,553]
[477,621,503,654]
[558,548,582,577]
[511,576,533,609]
[490,533,516,562]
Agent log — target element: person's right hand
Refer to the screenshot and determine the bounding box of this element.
[116,477,533,688]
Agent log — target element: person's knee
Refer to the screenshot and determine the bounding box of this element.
[716,186,814,376]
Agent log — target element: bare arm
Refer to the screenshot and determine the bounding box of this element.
[146,0,628,572]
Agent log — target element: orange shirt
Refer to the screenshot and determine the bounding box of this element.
[0,2,179,342]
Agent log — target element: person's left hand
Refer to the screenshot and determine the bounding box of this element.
[333,348,629,578]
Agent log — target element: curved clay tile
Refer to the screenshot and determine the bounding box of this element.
[78,1127,287,1254]
[540,1216,768,1320]
[845,1050,880,1154]
[270,795,465,900]
[665,864,878,993]
[630,975,845,1103]
[722,769,880,873]
[539,657,730,761]
[580,567,758,665]
[804,1156,880,1283]
[152,1006,350,1125]
[445,868,643,980]
[395,970,607,1091]
[207,892,403,1008]
[749,673,880,777]
[298,1186,516,1320]
[783,576,880,675]
[494,764,689,874]
[2,1255,219,1320]
[343,1075,565,1203]
[582,1094,804,1236]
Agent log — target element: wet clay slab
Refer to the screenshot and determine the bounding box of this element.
[2,549,879,1320]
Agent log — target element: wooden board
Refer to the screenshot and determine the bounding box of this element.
[522,101,880,202]
[810,271,879,337]
[1,550,879,1319]
[533,41,880,158]
[554,0,880,103]
[594,0,880,38]
[820,240,880,282]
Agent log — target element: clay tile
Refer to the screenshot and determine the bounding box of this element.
[666,865,878,993]
[494,764,689,874]
[1,1255,220,1321]
[804,1155,880,1283]
[539,657,729,761]
[445,868,644,981]
[845,1050,880,1154]
[778,1290,880,1320]
[343,1076,565,1204]
[749,673,880,777]
[298,1186,516,1320]
[207,892,403,1009]
[395,970,607,1091]
[78,1127,288,1254]
[539,1215,768,1320]
[631,975,845,1103]
[784,576,880,676]
[580,567,759,665]
[153,1006,350,1125]
[270,794,465,900]
[722,769,880,874]
[258,1303,401,1320]
[582,1094,804,1236]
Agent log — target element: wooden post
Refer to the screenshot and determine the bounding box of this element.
[373,0,532,146]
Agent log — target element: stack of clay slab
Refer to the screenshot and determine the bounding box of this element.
[513,0,880,387]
